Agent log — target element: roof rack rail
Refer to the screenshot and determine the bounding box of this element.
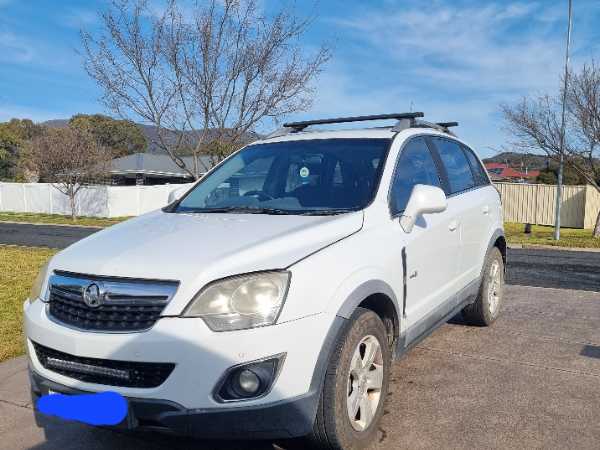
[393,119,459,136]
[267,112,425,138]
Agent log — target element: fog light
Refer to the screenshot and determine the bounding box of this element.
[215,353,285,402]
[238,369,260,394]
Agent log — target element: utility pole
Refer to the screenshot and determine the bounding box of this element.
[554,0,573,241]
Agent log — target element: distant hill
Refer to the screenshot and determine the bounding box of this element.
[482,152,550,171]
[42,119,70,129]
[40,119,261,154]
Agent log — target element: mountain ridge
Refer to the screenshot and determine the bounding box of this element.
[40,119,260,154]
[482,152,550,170]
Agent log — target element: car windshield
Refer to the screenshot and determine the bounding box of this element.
[174,138,390,215]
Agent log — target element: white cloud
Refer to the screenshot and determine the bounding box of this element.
[296,65,503,155]
[0,31,35,63]
[332,1,567,94]
[295,0,588,156]
[0,25,84,72]
[62,8,99,29]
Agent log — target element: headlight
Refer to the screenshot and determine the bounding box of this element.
[183,271,291,332]
[29,262,51,303]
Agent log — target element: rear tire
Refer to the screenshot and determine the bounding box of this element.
[462,247,504,326]
[307,307,391,450]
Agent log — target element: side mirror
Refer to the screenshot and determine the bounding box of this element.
[399,184,447,233]
[168,185,189,204]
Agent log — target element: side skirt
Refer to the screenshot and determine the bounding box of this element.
[394,277,481,360]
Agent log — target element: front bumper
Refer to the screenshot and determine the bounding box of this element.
[24,299,335,409]
[24,298,348,439]
[29,368,319,439]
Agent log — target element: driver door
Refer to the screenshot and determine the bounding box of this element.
[388,137,461,342]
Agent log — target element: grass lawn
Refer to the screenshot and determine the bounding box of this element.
[0,212,129,228]
[0,245,57,362]
[505,222,600,249]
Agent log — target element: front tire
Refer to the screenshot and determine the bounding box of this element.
[309,308,391,450]
[462,247,504,326]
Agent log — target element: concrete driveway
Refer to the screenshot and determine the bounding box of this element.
[2,283,600,450]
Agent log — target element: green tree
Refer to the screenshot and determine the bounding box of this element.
[0,119,45,180]
[0,127,19,161]
[536,165,587,185]
[69,114,146,157]
[536,169,557,185]
[4,118,45,140]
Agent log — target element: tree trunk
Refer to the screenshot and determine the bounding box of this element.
[594,209,600,238]
[193,153,199,180]
[69,188,77,222]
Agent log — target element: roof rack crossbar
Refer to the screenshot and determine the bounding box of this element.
[283,112,425,132]
[265,113,459,139]
[436,122,459,129]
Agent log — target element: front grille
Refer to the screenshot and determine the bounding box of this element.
[33,342,175,388]
[47,272,178,332]
[49,288,165,332]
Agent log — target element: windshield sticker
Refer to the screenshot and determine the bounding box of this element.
[299,166,310,178]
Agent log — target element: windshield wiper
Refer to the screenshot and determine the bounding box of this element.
[296,209,354,216]
[179,206,295,215]
[178,206,356,216]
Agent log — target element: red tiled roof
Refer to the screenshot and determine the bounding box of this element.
[484,162,539,179]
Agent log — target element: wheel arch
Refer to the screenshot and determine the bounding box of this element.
[335,280,400,349]
[488,228,507,267]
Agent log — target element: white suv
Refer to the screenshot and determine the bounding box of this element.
[25,113,505,449]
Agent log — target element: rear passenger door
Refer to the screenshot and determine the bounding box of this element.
[429,137,491,287]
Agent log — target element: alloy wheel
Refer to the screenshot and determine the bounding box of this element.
[488,259,502,315]
[346,335,384,431]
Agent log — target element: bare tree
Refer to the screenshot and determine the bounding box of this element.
[501,63,600,237]
[82,0,330,178]
[25,128,111,220]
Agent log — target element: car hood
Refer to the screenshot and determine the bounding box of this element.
[48,210,363,314]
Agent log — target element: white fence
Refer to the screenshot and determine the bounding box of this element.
[0,182,193,218]
[3,181,600,228]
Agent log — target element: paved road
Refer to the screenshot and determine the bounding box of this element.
[0,223,98,249]
[507,247,600,291]
[2,284,600,449]
[1,221,599,291]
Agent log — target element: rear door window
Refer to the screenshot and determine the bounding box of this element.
[433,138,475,194]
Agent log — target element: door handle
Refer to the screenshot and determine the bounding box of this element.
[448,220,459,232]
[482,205,490,215]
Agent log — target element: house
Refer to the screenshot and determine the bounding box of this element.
[109,153,215,185]
[484,162,540,183]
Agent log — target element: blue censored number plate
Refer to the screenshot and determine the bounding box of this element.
[36,390,130,426]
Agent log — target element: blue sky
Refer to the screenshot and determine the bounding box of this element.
[1,0,600,157]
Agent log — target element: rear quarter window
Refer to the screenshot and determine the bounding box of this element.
[462,145,490,186]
